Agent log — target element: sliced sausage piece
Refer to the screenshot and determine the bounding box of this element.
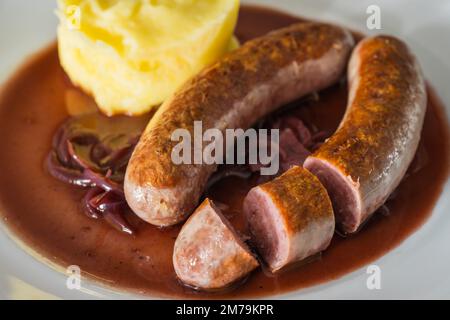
[173,198,259,291]
[243,166,334,272]
[304,36,427,233]
[125,22,354,227]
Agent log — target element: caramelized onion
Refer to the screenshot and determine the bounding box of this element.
[46,116,138,234]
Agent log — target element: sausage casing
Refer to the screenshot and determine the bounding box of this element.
[304,36,427,233]
[125,22,354,226]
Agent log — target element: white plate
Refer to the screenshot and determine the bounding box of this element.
[0,0,449,299]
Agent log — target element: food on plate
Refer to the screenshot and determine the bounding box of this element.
[56,0,240,115]
[2,3,448,299]
[124,22,355,227]
[173,198,259,291]
[304,36,427,233]
[243,166,334,272]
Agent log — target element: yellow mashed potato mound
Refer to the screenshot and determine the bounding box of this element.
[57,0,240,115]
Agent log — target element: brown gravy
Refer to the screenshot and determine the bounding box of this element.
[0,5,449,298]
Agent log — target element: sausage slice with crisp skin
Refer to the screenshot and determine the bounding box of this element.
[173,198,259,291]
[304,36,427,233]
[243,166,334,272]
[125,22,354,227]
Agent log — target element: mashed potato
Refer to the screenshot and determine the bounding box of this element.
[57,0,240,115]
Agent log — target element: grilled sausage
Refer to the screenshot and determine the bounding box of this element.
[125,22,354,226]
[243,166,334,272]
[173,198,259,291]
[304,36,427,233]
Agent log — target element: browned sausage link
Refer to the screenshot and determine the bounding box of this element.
[243,166,334,272]
[125,22,354,227]
[304,36,427,233]
[173,199,259,291]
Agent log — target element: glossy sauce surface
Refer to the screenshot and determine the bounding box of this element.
[0,6,449,298]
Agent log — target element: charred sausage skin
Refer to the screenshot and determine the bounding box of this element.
[125,22,354,227]
[304,36,427,233]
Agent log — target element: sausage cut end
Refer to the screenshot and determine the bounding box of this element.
[243,166,335,272]
[173,198,259,291]
[304,157,362,233]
